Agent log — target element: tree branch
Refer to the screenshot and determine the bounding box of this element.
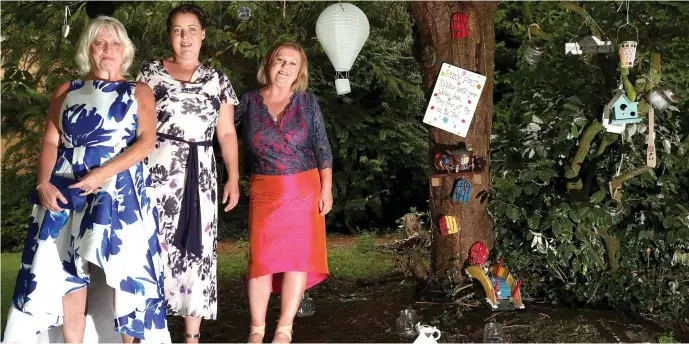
[609,166,653,201]
[559,2,601,38]
[593,133,618,158]
[566,121,603,180]
[522,2,553,41]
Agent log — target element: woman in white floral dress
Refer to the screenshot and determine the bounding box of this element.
[136,4,240,342]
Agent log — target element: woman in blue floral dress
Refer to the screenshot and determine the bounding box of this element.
[2,16,170,343]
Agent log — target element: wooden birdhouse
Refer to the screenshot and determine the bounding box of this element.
[439,215,459,236]
[451,12,469,39]
[606,89,640,125]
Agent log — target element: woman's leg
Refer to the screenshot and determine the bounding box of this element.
[273,272,307,343]
[183,316,202,343]
[62,287,88,343]
[121,333,141,343]
[248,274,273,342]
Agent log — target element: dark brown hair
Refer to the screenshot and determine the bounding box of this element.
[166,4,207,33]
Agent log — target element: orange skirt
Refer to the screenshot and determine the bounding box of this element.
[247,168,329,293]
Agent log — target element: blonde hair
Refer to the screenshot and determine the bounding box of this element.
[257,42,309,92]
[75,16,135,76]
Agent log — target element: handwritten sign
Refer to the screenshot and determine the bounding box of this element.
[423,63,486,137]
[565,35,614,55]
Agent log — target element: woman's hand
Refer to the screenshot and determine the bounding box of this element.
[38,183,68,212]
[69,169,107,196]
[319,188,333,216]
[223,179,240,211]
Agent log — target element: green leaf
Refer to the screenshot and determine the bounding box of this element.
[508,207,520,223]
[552,218,563,237]
[589,191,605,204]
[528,214,540,230]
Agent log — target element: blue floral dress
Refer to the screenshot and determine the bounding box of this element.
[2,80,170,342]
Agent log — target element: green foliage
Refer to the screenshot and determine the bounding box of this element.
[1,2,428,241]
[492,1,689,320]
[659,331,677,343]
[353,232,378,254]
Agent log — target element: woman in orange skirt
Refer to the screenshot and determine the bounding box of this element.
[234,41,333,343]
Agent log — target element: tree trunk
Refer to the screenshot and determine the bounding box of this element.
[410,1,498,277]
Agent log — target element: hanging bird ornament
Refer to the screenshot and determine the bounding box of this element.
[315,3,370,95]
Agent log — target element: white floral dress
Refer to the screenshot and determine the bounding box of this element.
[2,80,170,343]
[137,60,239,319]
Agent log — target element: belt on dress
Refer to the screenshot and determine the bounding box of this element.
[156,132,213,258]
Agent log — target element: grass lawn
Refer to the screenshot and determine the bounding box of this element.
[0,234,396,335]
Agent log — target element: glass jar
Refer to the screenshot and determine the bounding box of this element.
[396,307,421,340]
[483,320,505,343]
[296,292,315,317]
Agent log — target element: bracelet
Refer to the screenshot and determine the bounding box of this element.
[36,180,50,190]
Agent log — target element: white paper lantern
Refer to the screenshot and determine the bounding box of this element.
[315,3,370,95]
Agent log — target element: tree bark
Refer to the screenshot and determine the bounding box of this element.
[410,1,498,277]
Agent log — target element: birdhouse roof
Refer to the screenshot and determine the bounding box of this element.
[606,89,629,107]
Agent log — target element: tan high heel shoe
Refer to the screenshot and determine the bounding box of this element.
[272,323,292,343]
[248,324,265,343]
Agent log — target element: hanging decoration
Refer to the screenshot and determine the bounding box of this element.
[315,3,370,95]
[524,24,546,66]
[439,215,459,236]
[619,40,638,68]
[604,88,640,126]
[646,69,658,168]
[237,6,252,22]
[564,17,614,56]
[617,1,639,68]
[62,6,71,38]
[422,62,487,137]
[450,10,470,39]
[649,88,679,112]
[451,178,472,203]
[565,35,613,55]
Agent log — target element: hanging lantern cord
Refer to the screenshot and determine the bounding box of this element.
[257,2,261,68]
[339,1,345,12]
[617,0,639,43]
[282,0,286,18]
[64,6,71,26]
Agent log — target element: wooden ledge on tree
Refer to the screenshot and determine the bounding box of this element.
[428,167,485,179]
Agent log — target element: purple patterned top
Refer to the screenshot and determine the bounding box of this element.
[235,89,333,176]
